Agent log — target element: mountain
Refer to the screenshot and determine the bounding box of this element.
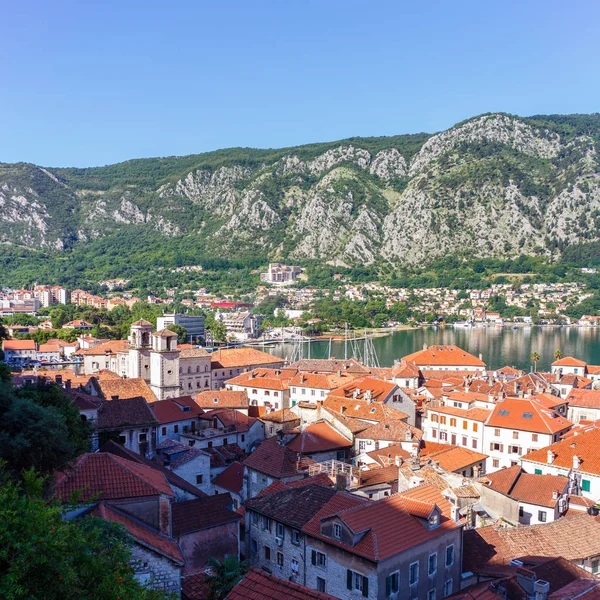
[2,112,600,271]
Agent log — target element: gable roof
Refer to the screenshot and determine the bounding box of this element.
[243,438,313,478]
[54,452,174,502]
[92,377,158,404]
[226,367,296,390]
[286,421,353,454]
[522,427,600,475]
[194,390,248,409]
[482,466,567,507]
[402,345,486,368]
[289,358,370,374]
[328,376,398,402]
[210,347,285,369]
[288,370,362,390]
[552,356,587,367]
[75,339,130,356]
[355,419,422,442]
[323,395,407,422]
[303,486,460,562]
[171,494,241,536]
[92,502,184,565]
[99,439,206,498]
[228,568,339,600]
[566,388,600,408]
[260,408,300,423]
[150,395,204,424]
[421,445,488,473]
[486,398,572,434]
[391,359,422,378]
[2,339,36,350]
[365,444,411,466]
[212,461,244,494]
[97,396,158,429]
[245,484,337,529]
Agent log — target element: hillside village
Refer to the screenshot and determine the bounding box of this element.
[4,316,600,599]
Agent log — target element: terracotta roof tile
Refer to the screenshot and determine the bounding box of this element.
[149,395,204,424]
[260,408,300,423]
[55,453,174,501]
[567,388,600,408]
[552,356,587,367]
[355,419,422,442]
[421,445,488,473]
[487,398,571,434]
[97,396,158,429]
[287,421,353,454]
[228,568,339,600]
[2,339,36,350]
[403,345,486,368]
[328,375,398,402]
[212,461,244,494]
[194,390,248,409]
[171,494,241,536]
[365,445,411,466]
[243,438,314,478]
[289,358,369,374]
[93,377,158,404]
[210,347,285,369]
[323,396,407,422]
[75,339,130,356]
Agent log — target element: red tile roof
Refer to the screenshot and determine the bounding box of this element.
[355,419,422,442]
[421,445,488,473]
[194,390,248,409]
[486,398,571,434]
[227,367,297,390]
[328,375,397,402]
[552,356,587,367]
[303,485,460,562]
[228,568,339,600]
[92,502,184,564]
[391,359,421,378]
[288,370,362,390]
[243,438,314,478]
[75,339,130,356]
[97,396,158,429]
[210,347,285,369]
[403,345,486,368]
[2,339,36,350]
[212,460,244,494]
[428,405,491,422]
[567,388,600,408]
[286,421,353,454]
[149,395,204,424]
[323,395,407,422]
[171,494,241,536]
[54,453,174,502]
[365,445,411,466]
[522,427,600,475]
[260,408,300,423]
[92,377,158,404]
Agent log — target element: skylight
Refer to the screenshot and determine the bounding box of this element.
[498,409,510,416]
[522,412,533,419]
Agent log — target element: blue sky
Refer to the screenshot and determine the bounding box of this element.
[2,0,599,167]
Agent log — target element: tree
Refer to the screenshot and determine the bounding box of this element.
[0,381,90,479]
[0,467,172,600]
[205,556,248,600]
[165,324,187,344]
[205,315,227,343]
[554,349,563,361]
[531,351,541,372]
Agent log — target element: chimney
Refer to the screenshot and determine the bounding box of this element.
[573,455,581,470]
[340,406,346,415]
[516,568,536,596]
[534,580,550,600]
[547,450,555,464]
[158,495,171,536]
[111,395,119,401]
[65,379,71,391]
[552,490,559,501]
[518,390,524,399]
[423,343,428,351]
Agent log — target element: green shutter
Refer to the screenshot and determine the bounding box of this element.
[535,469,542,475]
[347,570,353,590]
[582,479,591,492]
[362,576,369,597]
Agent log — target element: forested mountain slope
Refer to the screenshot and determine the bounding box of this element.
[1,112,600,269]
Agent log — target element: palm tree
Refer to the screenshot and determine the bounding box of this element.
[205,556,248,599]
[531,351,541,372]
[554,349,563,361]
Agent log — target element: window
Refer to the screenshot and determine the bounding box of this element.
[302,388,306,395]
[431,430,437,439]
[493,459,500,468]
[428,552,438,575]
[444,579,453,596]
[276,522,284,538]
[321,390,325,397]
[346,571,368,596]
[582,479,591,492]
[535,468,542,475]
[274,391,279,397]
[472,439,478,449]
[532,433,538,442]
[161,427,167,436]
[498,409,510,416]
[429,512,439,528]
[462,436,467,446]
[494,428,500,436]
[446,545,454,567]
[450,418,457,427]
[427,589,436,600]
[519,506,524,517]
[463,420,468,430]
[119,435,127,445]
[276,552,283,567]
[265,390,270,396]
[174,425,179,434]
[264,546,271,561]
[292,530,300,545]
[311,550,327,568]
[333,523,342,539]
[316,577,326,592]
[431,414,438,423]
[473,423,478,432]
[513,431,519,440]
[386,571,400,595]
[439,431,447,441]
[593,560,599,574]
[409,562,419,586]
[261,516,272,531]
[311,389,315,396]
[251,539,257,552]
[196,474,203,485]
[139,433,147,443]
[538,510,547,522]
[291,558,299,573]
[292,388,296,394]
[440,416,446,425]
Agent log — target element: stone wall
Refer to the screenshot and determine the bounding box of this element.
[131,544,181,599]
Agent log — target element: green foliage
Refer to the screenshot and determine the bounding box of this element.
[0,381,90,479]
[166,324,187,344]
[205,556,248,600]
[0,467,171,600]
